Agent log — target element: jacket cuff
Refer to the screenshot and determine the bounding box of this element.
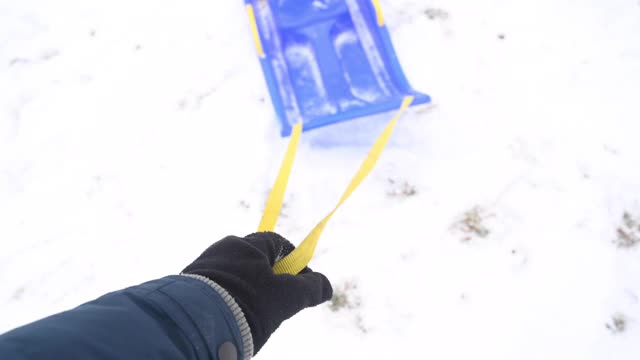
[180,274,253,360]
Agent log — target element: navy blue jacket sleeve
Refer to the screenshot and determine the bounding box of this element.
[0,275,247,360]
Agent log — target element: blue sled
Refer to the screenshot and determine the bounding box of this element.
[246,0,431,136]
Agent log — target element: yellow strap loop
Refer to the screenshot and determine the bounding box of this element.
[371,0,386,26]
[246,4,265,57]
[258,123,303,232]
[273,96,414,274]
[259,96,414,275]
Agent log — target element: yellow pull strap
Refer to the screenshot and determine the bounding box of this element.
[258,123,303,232]
[246,4,265,57]
[371,0,386,26]
[273,96,415,275]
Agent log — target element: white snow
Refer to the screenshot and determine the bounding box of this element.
[333,29,385,104]
[284,42,337,117]
[346,0,393,96]
[255,1,304,124]
[2,0,640,359]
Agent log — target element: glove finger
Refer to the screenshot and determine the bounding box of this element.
[278,271,333,310]
[182,236,242,266]
[244,232,295,266]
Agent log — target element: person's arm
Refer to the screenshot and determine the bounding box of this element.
[0,232,332,360]
[0,275,248,359]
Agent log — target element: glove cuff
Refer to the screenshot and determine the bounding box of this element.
[181,273,254,360]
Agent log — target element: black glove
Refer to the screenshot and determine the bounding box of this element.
[182,232,333,354]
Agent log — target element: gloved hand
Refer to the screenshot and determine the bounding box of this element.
[182,232,333,355]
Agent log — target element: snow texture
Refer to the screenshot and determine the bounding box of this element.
[345,0,393,96]
[1,0,640,359]
[256,1,304,124]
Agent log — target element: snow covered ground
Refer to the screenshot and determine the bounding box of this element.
[2,0,640,358]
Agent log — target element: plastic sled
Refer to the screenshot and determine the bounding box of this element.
[245,0,431,136]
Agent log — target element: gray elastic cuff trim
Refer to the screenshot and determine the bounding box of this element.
[180,274,253,360]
